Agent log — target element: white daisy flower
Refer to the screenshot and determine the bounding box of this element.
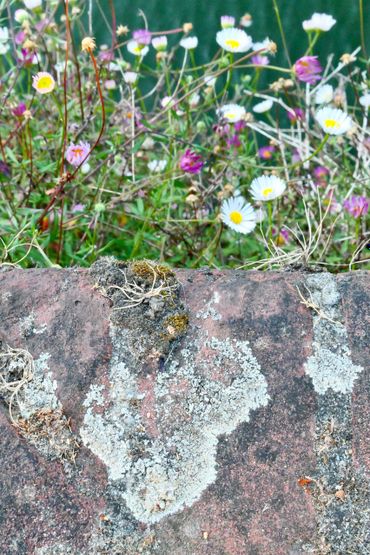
[23,0,42,8]
[14,9,29,23]
[302,13,336,32]
[315,84,334,104]
[220,15,235,29]
[221,196,256,234]
[179,36,198,50]
[217,103,246,123]
[152,36,167,51]
[216,28,252,53]
[0,27,9,43]
[0,43,9,55]
[148,159,167,173]
[250,175,286,201]
[315,107,353,135]
[123,71,138,84]
[253,99,273,113]
[127,40,149,57]
[359,93,370,109]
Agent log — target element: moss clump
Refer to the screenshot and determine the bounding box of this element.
[129,260,175,281]
[162,313,189,340]
[130,260,174,282]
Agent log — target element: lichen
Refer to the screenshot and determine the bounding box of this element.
[303,273,364,394]
[80,324,269,525]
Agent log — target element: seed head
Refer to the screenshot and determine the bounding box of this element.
[81,36,96,52]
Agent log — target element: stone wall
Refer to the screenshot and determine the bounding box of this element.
[0,260,369,555]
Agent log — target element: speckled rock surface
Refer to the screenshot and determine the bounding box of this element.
[0,262,369,555]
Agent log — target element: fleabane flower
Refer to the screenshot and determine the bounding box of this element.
[359,93,370,109]
[65,142,90,167]
[221,196,256,234]
[216,28,252,53]
[250,175,286,201]
[14,9,29,23]
[217,103,246,123]
[294,56,322,84]
[315,84,334,104]
[343,196,369,218]
[179,36,198,50]
[302,13,336,32]
[127,40,149,57]
[123,71,138,84]
[316,107,353,135]
[220,15,235,29]
[253,99,273,113]
[132,29,152,46]
[23,0,42,9]
[152,35,167,51]
[32,71,55,94]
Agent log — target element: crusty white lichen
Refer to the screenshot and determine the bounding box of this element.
[304,274,363,395]
[80,326,269,524]
[19,352,61,418]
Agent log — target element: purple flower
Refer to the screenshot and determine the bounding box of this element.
[71,203,85,213]
[258,145,275,159]
[15,30,26,45]
[133,29,152,46]
[98,49,114,63]
[18,48,37,67]
[251,54,269,66]
[65,142,90,167]
[287,107,304,124]
[234,120,246,133]
[227,134,241,148]
[0,160,11,181]
[294,56,322,85]
[179,149,204,174]
[343,196,369,218]
[313,165,329,186]
[12,102,27,118]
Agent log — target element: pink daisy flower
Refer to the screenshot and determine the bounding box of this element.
[65,142,90,167]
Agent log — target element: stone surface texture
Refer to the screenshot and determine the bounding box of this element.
[0,261,369,555]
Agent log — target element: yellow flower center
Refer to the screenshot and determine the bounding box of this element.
[225,39,240,49]
[230,211,243,224]
[72,148,83,158]
[225,112,236,120]
[262,187,273,197]
[324,118,340,129]
[37,76,53,90]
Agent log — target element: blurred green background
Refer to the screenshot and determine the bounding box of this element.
[94,0,369,65]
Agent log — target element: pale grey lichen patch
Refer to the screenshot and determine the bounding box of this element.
[82,384,106,408]
[81,326,269,525]
[19,311,47,337]
[19,352,60,419]
[196,290,222,321]
[304,273,363,395]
